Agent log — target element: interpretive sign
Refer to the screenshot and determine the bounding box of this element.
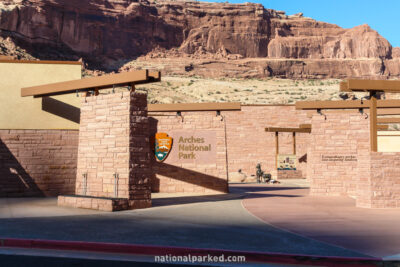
[277,154,297,170]
[321,155,357,162]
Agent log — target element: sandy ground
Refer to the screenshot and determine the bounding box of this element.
[135,76,347,104]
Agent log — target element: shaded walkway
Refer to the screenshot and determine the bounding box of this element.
[239,183,400,259]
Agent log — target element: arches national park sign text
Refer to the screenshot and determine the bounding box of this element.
[163,130,217,164]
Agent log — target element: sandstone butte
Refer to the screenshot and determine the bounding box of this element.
[0,0,399,79]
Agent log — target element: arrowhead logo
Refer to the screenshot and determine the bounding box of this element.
[154,133,173,162]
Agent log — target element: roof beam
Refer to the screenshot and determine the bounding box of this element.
[296,100,400,110]
[265,127,311,133]
[340,79,400,92]
[377,118,400,124]
[148,102,241,112]
[299,124,311,129]
[21,70,161,98]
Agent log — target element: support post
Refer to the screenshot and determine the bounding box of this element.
[292,132,296,155]
[275,131,279,168]
[370,96,378,152]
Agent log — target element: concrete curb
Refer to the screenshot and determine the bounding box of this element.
[0,237,384,266]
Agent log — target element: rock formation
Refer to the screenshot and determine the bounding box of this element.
[0,0,398,79]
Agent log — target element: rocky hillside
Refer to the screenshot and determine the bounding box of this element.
[0,0,399,79]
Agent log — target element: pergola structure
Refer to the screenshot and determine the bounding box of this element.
[265,125,311,169]
[296,79,400,152]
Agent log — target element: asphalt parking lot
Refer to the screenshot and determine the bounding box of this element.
[0,181,375,260]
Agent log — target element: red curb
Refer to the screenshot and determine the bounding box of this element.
[0,238,382,266]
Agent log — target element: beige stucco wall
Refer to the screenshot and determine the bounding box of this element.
[0,62,81,129]
[378,131,400,152]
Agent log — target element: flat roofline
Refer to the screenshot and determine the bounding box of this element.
[21,70,161,97]
[241,104,295,107]
[340,79,400,92]
[265,127,311,133]
[0,59,82,65]
[296,100,400,110]
[148,102,241,112]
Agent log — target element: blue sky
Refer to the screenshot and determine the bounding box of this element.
[202,0,400,47]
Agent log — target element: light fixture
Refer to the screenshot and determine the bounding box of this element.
[359,108,368,119]
[176,111,183,122]
[317,108,326,120]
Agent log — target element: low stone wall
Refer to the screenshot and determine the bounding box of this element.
[359,152,400,208]
[0,129,78,197]
[276,170,303,179]
[58,195,129,211]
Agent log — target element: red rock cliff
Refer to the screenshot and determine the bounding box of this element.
[0,0,398,78]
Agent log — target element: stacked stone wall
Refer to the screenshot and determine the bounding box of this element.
[308,112,370,197]
[72,92,151,209]
[0,130,78,197]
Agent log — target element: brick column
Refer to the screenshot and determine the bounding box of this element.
[58,91,151,211]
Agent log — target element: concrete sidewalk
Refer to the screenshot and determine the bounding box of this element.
[240,184,400,259]
[0,185,368,259]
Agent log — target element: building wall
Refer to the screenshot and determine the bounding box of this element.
[0,129,78,197]
[149,105,311,192]
[0,61,82,130]
[1,102,311,197]
[0,60,82,197]
[307,111,400,208]
[224,105,311,179]
[367,152,400,208]
[377,131,400,152]
[308,112,370,197]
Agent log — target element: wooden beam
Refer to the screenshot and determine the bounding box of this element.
[275,132,279,155]
[299,124,311,129]
[307,109,400,118]
[265,127,311,133]
[340,79,400,92]
[0,59,82,65]
[296,100,400,110]
[148,102,241,112]
[292,132,296,154]
[340,81,349,92]
[377,108,400,115]
[370,97,378,152]
[377,125,389,130]
[377,118,400,123]
[297,100,369,110]
[21,70,161,97]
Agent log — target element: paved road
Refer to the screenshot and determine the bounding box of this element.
[0,184,368,259]
[240,184,400,259]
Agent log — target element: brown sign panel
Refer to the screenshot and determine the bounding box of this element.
[164,130,217,164]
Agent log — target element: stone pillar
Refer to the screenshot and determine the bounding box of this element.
[58,91,151,211]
